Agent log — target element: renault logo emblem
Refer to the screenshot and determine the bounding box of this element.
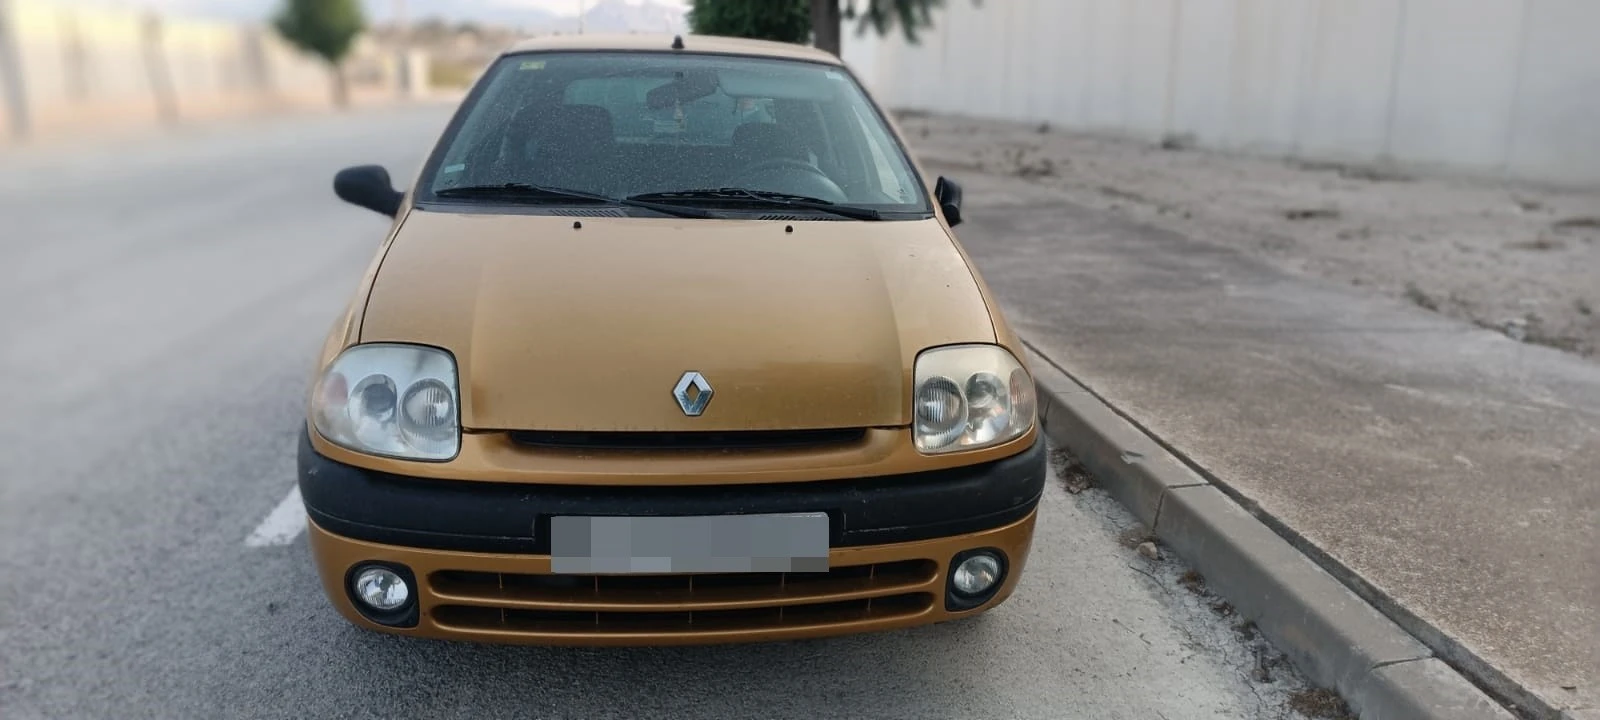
[673,371,713,416]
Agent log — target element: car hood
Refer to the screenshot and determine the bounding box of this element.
[359,210,997,432]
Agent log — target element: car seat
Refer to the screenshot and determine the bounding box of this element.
[526,104,620,196]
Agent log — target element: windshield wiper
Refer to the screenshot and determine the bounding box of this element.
[435,183,715,219]
[627,188,883,221]
[435,183,613,202]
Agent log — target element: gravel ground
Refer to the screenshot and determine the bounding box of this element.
[898,112,1600,359]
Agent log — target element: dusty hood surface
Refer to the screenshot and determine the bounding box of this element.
[359,210,997,432]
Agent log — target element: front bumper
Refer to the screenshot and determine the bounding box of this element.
[299,430,1046,645]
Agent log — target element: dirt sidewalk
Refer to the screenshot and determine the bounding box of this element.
[899,113,1600,361]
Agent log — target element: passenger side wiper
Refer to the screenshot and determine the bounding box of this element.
[434,183,716,219]
[627,188,883,221]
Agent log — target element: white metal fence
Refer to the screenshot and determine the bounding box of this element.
[843,0,1600,187]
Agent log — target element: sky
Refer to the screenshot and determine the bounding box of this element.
[48,0,689,23]
[388,0,691,20]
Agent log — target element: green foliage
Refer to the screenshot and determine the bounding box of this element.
[687,0,976,52]
[272,0,366,66]
[688,0,811,44]
[846,0,972,44]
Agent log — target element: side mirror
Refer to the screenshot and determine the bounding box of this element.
[334,165,404,218]
[934,176,964,227]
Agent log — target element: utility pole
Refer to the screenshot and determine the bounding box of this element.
[140,12,179,125]
[0,0,29,141]
[393,0,410,97]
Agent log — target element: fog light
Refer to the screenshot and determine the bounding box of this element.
[952,553,1003,596]
[353,566,411,611]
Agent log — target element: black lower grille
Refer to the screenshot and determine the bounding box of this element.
[431,594,935,635]
[429,559,938,605]
[426,560,940,636]
[509,428,868,451]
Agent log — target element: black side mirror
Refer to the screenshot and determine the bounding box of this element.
[934,176,963,227]
[334,165,404,218]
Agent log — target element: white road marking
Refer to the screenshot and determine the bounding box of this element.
[245,486,307,548]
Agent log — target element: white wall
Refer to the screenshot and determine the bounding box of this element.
[0,0,404,143]
[843,0,1600,187]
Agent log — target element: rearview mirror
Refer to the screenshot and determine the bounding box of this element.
[645,70,719,110]
[934,176,963,227]
[334,165,404,218]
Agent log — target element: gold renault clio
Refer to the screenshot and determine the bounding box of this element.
[303,33,1045,646]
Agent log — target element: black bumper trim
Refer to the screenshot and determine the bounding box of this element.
[297,429,1046,554]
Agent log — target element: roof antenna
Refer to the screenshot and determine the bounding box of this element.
[671,34,685,50]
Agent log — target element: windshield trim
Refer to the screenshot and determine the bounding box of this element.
[409,49,936,219]
[410,200,935,222]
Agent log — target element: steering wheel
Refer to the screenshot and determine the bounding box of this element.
[724,158,848,204]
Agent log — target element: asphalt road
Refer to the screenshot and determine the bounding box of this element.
[1,104,1316,720]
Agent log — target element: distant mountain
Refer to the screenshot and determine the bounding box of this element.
[578,0,685,34]
[382,0,561,30]
[386,0,685,34]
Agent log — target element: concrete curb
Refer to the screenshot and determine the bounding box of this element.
[1025,345,1517,720]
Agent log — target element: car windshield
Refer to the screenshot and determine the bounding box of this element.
[418,50,932,217]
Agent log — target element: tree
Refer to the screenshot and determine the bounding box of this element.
[0,0,33,139]
[687,0,971,58]
[273,0,365,108]
[816,0,972,57]
[811,0,841,58]
[688,0,810,45]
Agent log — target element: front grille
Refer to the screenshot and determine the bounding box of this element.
[508,428,868,451]
[426,560,938,636]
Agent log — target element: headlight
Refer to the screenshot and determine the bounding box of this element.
[311,344,460,461]
[913,344,1037,453]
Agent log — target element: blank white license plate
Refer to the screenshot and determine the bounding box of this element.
[549,513,830,574]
